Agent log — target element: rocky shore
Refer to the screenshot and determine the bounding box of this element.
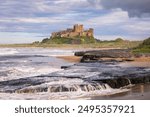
[0,61,149,94]
[0,49,149,99]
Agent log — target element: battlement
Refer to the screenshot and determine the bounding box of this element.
[51,24,94,38]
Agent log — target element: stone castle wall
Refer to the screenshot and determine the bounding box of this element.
[51,24,94,38]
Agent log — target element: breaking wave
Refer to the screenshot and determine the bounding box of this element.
[0,67,61,81]
[0,48,18,56]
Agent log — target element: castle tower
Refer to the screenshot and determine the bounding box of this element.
[73,24,83,33]
[88,28,94,37]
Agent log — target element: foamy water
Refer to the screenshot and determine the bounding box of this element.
[0,88,129,100]
[0,48,130,100]
[0,48,18,55]
[0,48,71,80]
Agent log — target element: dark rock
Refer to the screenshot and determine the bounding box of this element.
[61,66,71,69]
[74,51,86,56]
[75,49,134,62]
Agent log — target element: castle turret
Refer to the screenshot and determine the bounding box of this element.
[73,24,83,33]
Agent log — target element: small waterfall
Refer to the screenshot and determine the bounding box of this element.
[73,84,82,92]
[16,87,48,93]
[15,82,113,94]
[120,78,134,89]
[15,78,133,94]
[47,83,112,93]
[127,78,132,85]
[104,84,112,89]
[125,78,133,87]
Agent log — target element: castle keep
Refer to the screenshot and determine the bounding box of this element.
[51,24,94,38]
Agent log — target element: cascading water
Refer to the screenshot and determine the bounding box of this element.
[16,82,113,94]
[120,78,134,89]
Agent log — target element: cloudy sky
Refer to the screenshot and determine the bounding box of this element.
[0,0,150,44]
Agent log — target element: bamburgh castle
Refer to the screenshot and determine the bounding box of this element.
[51,24,94,38]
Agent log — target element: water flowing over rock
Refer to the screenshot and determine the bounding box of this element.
[0,62,149,94]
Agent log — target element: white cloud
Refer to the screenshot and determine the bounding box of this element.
[87,0,102,9]
[0,0,150,43]
[0,32,43,44]
[83,9,150,40]
[123,19,150,33]
[86,9,129,26]
[18,17,67,24]
[53,0,87,4]
[0,17,68,24]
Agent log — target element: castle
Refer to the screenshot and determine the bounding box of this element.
[51,24,94,38]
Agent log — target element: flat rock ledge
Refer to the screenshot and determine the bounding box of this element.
[75,49,135,62]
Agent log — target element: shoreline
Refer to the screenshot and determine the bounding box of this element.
[56,55,150,67]
[0,46,122,51]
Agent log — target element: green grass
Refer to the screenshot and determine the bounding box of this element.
[0,40,141,49]
[0,36,142,49]
[87,39,141,49]
[36,37,141,49]
[41,36,96,44]
[132,46,150,53]
[132,37,150,53]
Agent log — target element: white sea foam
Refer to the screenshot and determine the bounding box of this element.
[48,49,74,56]
[0,48,73,83]
[0,88,129,100]
[0,48,18,55]
[0,66,61,81]
[20,48,74,56]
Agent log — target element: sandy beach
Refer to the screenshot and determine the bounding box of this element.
[56,56,82,63]
[57,55,150,66]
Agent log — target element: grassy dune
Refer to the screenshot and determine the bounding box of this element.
[133,38,150,53]
[0,40,141,49]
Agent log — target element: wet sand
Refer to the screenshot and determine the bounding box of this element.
[119,56,150,67]
[119,61,150,67]
[56,56,81,63]
[57,55,150,64]
[91,83,150,100]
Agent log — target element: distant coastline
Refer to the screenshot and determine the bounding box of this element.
[0,39,142,49]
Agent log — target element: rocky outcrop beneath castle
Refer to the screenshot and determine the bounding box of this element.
[75,49,134,62]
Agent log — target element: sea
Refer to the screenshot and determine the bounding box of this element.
[0,47,147,100]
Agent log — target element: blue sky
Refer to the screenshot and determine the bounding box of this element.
[0,0,150,44]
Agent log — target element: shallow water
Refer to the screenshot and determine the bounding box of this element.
[91,83,150,100]
[0,48,74,81]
